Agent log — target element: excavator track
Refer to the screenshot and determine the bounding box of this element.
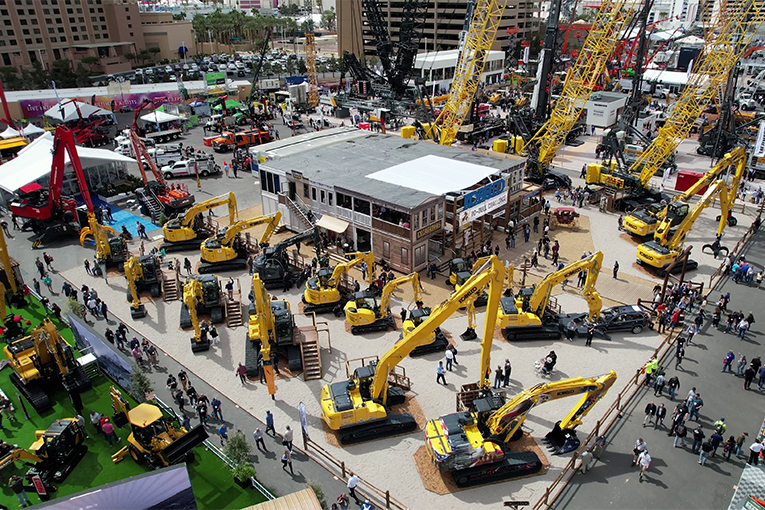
[338,413,417,444]
[503,325,562,341]
[244,337,260,377]
[198,259,247,274]
[350,316,396,335]
[302,299,345,314]
[452,451,543,488]
[410,329,449,357]
[159,239,205,253]
[10,372,51,413]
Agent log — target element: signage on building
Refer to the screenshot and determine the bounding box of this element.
[464,179,506,210]
[206,72,226,86]
[416,222,441,240]
[755,120,765,157]
[18,91,179,119]
[460,193,507,226]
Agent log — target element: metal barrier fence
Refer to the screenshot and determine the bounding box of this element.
[301,434,408,510]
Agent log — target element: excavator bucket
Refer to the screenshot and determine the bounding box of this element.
[543,421,580,455]
[161,424,209,465]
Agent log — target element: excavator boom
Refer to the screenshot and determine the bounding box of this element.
[529,251,603,317]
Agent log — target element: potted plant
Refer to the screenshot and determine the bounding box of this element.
[232,463,256,489]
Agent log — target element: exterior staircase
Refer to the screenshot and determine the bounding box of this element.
[162,271,179,301]
[300,335,321,380]
[135,187,163,222]
[283,194,315,230]
[226,295,243,328]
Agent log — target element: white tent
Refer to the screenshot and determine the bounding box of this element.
[44,101,114,123]
[676,35,704,46]
[139,111,181,124]
[0,131,135,193]
[0,127,20,139]
[20,123,45,137]
[1,123,46,139]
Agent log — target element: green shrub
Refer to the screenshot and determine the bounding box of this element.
[232,462,256,482]
[308,481,327,509]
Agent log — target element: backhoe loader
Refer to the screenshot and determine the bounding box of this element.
[321,256,505,444]
[497,251,603,340]
[303,251,375,313]
[160,192,239,252]
[345,273,421,335]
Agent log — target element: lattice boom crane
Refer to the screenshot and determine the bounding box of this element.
[305,32,319,108]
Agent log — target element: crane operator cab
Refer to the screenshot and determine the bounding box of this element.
[665,202,690,226]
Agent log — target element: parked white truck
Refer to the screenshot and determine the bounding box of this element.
[160,159,220,179]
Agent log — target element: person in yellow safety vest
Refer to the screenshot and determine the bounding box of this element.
[644,357,659,387]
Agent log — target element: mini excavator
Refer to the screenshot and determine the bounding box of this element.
[198,212,282,273]
[160,192,239,252]
[345,272,421,335]
[303,251,376,313]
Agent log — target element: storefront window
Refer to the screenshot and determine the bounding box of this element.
[414,244,426,266]
[372,203,410,228]
[413,213,419,229]
[438,203,443,220]
[430,206,435,222]
[401,247,408,265]
[383,240,390,258]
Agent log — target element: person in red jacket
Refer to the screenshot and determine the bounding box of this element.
[670,309,682,330]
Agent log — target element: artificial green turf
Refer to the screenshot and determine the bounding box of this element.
[0,299,266,509]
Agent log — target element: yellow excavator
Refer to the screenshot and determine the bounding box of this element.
[425,371,617,487]
[182,277,213,353]
[4,318,92,412]
[179,275,225,329]
[124,254,161,319]
[110,386,209,467]
[623,147,747,237]
[160,192,239,252]
[198,211,282,273]
[303,251,375,313]
[0,417,87,488]
[0,228,26,337]
[322,256,506,444]
[636,149,747,272]
[345,272,421,335]
[497,251,603,341]
[79,212,127,269]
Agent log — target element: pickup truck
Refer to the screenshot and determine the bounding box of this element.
[160,159,220,179]
[211,130,272,152]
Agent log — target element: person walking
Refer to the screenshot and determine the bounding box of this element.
[632,438,647,466]
[655,403,667,429]
[748,439,764,465]
[673,421,688,448]
[723,351,735,372]
[445,348,454,371]
[637,449,651,481]
[178,370,189,392]
[503,359,512,387]
[710,430,724,457]
[744,366,756,390]
[737,353,748,376]
[211,397,223,421]
[643,401,657,427]
[689,393,703,421]
[736,432,749,459]
[724,436,737,460]
[613,261,619,279]
[236,363,247,384]
[253,428,267,451]
[102,419,119,446]
[700,440,713,465]
[184,258,193,275]
[265,410,275,436]
[347,473,361,505]
[281,448,294,474]
[692,425,705,454]
[436,362,447,385]
[282,425,293,452]
[218,424,228,446]
[676,345,685,369]
[667,375,680,400]
[653,373,666,396]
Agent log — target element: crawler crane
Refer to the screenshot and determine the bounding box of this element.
[198,212,282,273]
[345,272,421,335]
[636,149,747,271]
[303,251,375,313]
[160,192,238,252]
[587,0,765,199]
[425,371,617,487]
[321,256,506,444]
[497,252,603,340]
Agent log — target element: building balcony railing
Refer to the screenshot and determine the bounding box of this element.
[372,217,410,239]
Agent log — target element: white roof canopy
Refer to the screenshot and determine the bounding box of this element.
[1,123,45,139]
[44,101,114,123]
[140,111,181,124]
[0,132,135,193]
[366,155,500,195]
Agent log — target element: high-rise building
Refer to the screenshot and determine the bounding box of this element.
[336,0,541,59]
[0,0,194,75]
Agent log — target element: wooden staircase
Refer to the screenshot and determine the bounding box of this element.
[299,332,322,380]
[226,289,243,328]
[162,271,179,301]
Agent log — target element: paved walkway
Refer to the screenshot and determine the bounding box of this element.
[554,227,765,510]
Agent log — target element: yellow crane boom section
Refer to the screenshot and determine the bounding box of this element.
[529,251,603,320]
[180,192,238,228]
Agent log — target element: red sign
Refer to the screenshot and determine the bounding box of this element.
[31,475,47,496]
[506,26,520,34]
[521,40,530,47]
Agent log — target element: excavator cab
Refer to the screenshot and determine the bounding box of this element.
[449,259,472,286]
[405,307,450,357]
